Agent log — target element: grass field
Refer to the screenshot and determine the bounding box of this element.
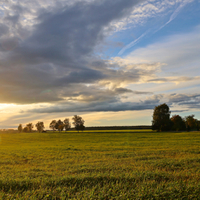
[0,130,200,199]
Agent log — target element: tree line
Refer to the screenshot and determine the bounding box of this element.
[152,103,200,132]
[18,115,85,133]
[17,105,199,133]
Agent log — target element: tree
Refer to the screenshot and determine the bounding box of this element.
[171,115,186,131]
[26,123,33,132]
[77,124,85,132]
[72,115,85,132]
[196,120,200,131]
[152,103,172,131]
[23,126,29,133]
[49,120,57,132]
[63,118,71,132]
[58,124,65,132]
[185,115,197,131]
[35,122,45,133]
[55,120,64,132]
[18,124,23,133]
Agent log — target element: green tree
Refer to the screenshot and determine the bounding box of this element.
[64,118,71,132]
[152,103,172,131]
[36,122,45,133]
[72,115,85,132]
[171,115,186,131]
[18,124,23,133]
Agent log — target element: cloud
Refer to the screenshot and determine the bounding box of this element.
[147,76,200,84]
[0,0,147,104]
[155,0,194,32]
[117,0,195,55]
[27,95,161,113]
[110,0,175,32]
[0,0,199,119]
[167,0,193,24]
[168,93,200,109]
[125,25,200,75]
[27,92,200,113]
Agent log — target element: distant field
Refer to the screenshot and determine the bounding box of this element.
[56,129,152,133]
[0,130,200,199]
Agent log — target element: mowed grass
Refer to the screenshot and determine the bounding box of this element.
[0,130,200,199]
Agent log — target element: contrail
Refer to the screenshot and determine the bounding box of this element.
[118,31,148,55]
[118,0,193,56]
[155,0,192,33]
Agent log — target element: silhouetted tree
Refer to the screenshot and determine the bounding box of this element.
[171,115,186,131]
[18,124,23,133]
[26,123,33,132]
[77,124,85,132]
[152,103,172,131]
[185,115,197,131]
[36,122,45,133]
[58,124,65,132]
[55,120,64,132]
[64,118,71,132]
[23,126,29,133]
[72,115,85,132]
[196,120,200,131]
[49,120,57,132]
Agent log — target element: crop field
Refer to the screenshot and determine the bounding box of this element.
[0,130,200,199]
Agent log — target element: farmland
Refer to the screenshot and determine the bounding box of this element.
[0,130,200,199]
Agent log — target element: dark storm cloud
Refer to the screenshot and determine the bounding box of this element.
[17,0,144,63]
[28,99,160,113]
[28,93,161,113]
[22,91,200,113]
[0,0,148,106]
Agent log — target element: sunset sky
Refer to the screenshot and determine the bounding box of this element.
[0,0,200,129]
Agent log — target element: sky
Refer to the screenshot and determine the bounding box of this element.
[0,0,200,129]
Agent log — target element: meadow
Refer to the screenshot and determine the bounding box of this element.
[0,130,200,199]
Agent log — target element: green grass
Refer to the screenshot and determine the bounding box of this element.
[0,130,200,199]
